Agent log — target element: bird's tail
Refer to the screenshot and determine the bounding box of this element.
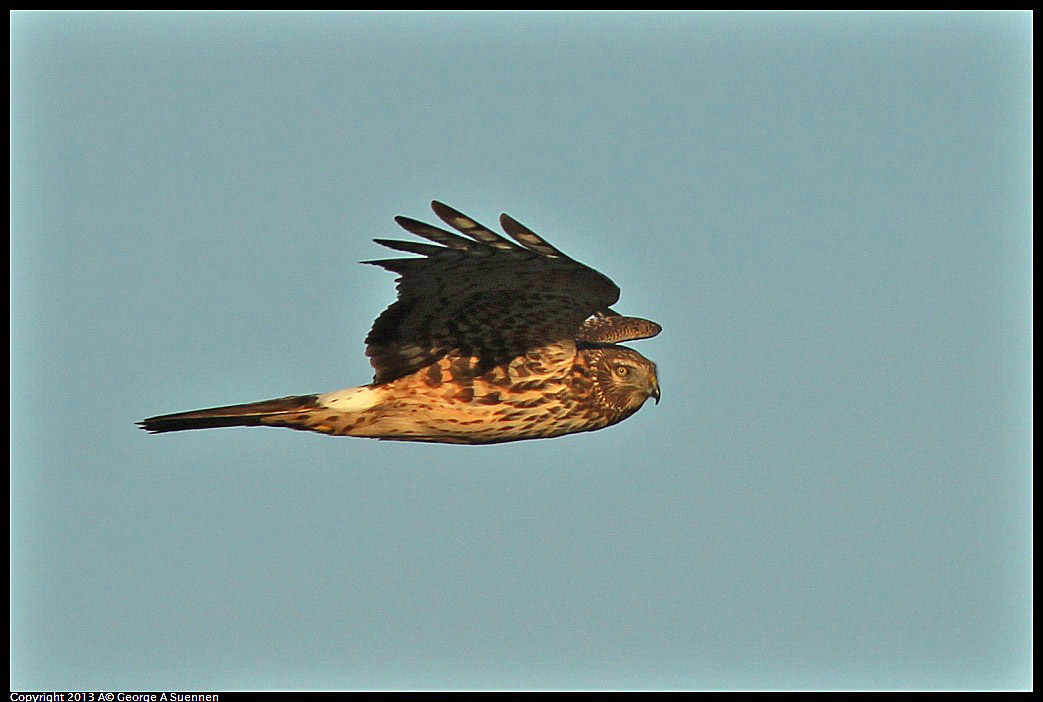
[137,394,323,434]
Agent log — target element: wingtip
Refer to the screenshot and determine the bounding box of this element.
[430,200,470,226]
[497,212,568,258]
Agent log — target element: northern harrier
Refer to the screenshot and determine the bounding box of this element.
[139,202,661,444]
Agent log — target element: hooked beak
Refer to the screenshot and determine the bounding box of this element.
[650,380,661,405]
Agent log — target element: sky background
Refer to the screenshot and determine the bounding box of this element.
[11,11,1032,692]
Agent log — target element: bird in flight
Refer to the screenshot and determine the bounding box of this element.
[139,202,661,444]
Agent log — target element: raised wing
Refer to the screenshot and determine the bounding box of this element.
[364,201,621,384]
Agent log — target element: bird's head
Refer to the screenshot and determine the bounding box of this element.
[587,346,660,412]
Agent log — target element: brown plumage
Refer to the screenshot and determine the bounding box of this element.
[139,202,661,444]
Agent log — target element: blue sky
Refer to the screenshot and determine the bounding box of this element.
[11,11,1032,691]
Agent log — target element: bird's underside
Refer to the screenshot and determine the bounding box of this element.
[139,202,662,445]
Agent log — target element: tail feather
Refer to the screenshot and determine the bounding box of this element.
[138,394,322,434]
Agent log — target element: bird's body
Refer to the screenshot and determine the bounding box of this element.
[139,202,661,444]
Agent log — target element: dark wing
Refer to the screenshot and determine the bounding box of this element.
[364,201,621,384]
[577,312,662,344]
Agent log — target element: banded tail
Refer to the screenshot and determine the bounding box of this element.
[138,394,323,434]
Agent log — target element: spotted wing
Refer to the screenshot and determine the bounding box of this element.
[577,312,662,344]
[364,201,621,384]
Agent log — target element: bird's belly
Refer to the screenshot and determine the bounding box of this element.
[346,370,600,444]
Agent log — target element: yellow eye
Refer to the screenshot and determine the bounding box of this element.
[615,365,630,377]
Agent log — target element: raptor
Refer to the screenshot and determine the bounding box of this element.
[139,202,661,444]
